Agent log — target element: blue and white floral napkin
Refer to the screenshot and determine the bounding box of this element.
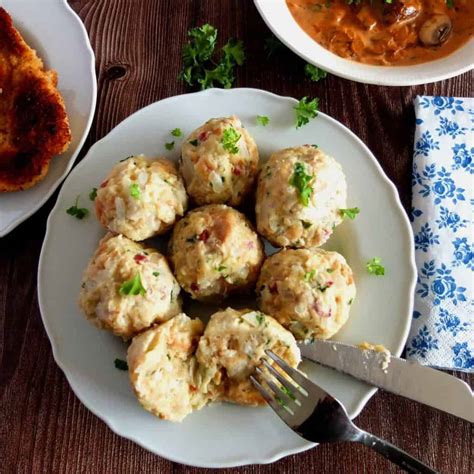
[407,96,473,372]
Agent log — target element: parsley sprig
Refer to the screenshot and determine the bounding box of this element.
[305,63,327,82]
[119,273,146,296]
[366,257,385,276]
[340,207,360,220]
[221,127,241,154]
[180,24,245,90]
[114,359,128,371]
[256,115,270,126]
[294,96,319,128]
[67,195,89,220]
[290,162,313,206]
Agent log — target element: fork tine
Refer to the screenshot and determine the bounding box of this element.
[255,366,296,409]
[265,350,309,391]
[261,359,303,401]
[250,375,293,424]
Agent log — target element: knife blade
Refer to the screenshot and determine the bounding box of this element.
[298,340,474,423]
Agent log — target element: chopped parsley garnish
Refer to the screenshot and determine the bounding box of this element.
[66,196,89,220]
[281,385,296,401]
[256,313,265,325]
[221,127,241,154]
[119,273,146,296]
[89,187,98,201]
[317,283,330,292]
[366,257,385,276]
[167,353,171,360]
[180,24,245,90]
[312,144,319,149]
[340,207,360,220]
[289,162,313,206]
[348,298,354,305]
[264,35,285,59]
[130,183,141,199]
[294,96,319,129]
[216,265,227,272]
[165,141,175,151]
[152,272,160,277]
[305,63,327,82]
[189,139,199,146]
[304,269,316,282]
[114,359,128,371]
[327,268,334,273]
[276,396,287,408]
[171,128,182,137]
[301,220,312,229]
[256,115,270,126]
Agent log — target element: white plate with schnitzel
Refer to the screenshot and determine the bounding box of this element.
[0,0,96,237]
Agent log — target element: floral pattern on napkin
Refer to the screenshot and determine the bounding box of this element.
[407,96,473,372]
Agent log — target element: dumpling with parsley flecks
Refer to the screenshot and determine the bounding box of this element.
[79,233,182,339]
[128,313,218,422]
[196,307,301,406]
[169,205,264,302]
[94,155,188,241]
[180,116,259,206]
[256,248,356,340]
[255,145,347,248]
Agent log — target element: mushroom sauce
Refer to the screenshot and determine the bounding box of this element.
[286,0,474,66]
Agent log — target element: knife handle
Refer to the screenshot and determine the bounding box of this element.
[357,431,437,474]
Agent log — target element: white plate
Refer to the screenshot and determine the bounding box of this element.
[38,88,416,467]
[0,0,96,237]
[254,0,474,86]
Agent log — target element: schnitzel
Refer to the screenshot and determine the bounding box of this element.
[0,7,71,192]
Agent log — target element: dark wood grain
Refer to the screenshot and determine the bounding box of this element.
[0,0,472,472]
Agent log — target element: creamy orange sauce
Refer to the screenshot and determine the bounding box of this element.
[287,0,474,66]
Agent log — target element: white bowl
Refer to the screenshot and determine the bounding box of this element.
[254,0,474,86]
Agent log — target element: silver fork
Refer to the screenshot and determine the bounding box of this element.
[251,350,437,474]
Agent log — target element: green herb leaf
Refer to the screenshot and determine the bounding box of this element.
[119,273,146,296]
[180,24,244,90]
[216,264,227,272]
[289,162,313,206]
[281,385,296,400]
[340,207,360,220]
[66,196,89,220]
[366,257,385,276]
[317,283,330,292]
[256,115,270,126]
[89,187,98,201]
[305,63,328,82]
[304,269,316,282]
[221,127,241,154]
[301,220,312,229]
[114,359,128,371]
[222,38,245,66]
[264,35,285,59]
[165,141,175,151]
[189,139,199,146]
[256,313,265,325]
[152,271,160,277]
[130,183,141,199]
[171,128,182,137]
[294,96,319,129]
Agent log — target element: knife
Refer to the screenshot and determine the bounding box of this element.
[298,340,474,423]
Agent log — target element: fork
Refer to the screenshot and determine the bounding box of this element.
[251,351,437,474]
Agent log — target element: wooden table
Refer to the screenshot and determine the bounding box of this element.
[1,1,472,472]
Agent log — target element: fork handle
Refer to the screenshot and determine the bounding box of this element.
[357,431,437,474]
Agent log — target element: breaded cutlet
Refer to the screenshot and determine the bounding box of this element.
[0,7,71,192]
